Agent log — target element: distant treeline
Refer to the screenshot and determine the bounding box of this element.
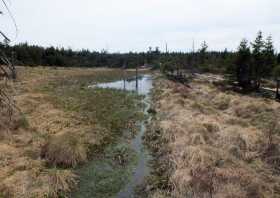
[0,42,242,72]
[0,43,148,68]
[1,32,280,77]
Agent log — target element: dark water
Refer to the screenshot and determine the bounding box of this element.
[92,74,153,198]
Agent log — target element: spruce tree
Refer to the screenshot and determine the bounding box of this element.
[263,35,276,77]
[251,31,265,90]
[199,41,208,64]
[236,39,251,89]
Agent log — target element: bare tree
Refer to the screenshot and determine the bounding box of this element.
[0,0,17,128]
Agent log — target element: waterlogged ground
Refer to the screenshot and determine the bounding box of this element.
[0,67,153,198]
[72,74,154,198]
[40,70,153,197]
[73,143,138,198]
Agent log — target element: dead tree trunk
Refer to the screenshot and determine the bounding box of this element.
[0,37,17,127]
[0,0,18,130]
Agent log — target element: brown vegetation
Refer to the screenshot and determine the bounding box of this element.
[146,73,280,197]
[41,132,88,168]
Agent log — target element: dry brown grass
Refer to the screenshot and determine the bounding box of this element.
[41,132,88,168]
[148,73,280,198]
[213,93,231,110]
[47,169,78,198]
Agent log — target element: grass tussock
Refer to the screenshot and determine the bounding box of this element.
[234,101,280,131]
[191,101,216,115]
[213,93,231,110]
[41,133,88,168]
[145,74,280,198]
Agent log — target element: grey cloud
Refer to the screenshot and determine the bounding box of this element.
[0,0,279,52]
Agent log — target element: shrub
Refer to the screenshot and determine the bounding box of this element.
[41,133,88,168]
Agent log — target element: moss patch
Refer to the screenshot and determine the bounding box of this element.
[72,143,138,198]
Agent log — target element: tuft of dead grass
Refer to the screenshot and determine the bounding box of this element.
[41,132,88,168]
[213,93,231,110]
[191,101,216,115]
[234,102,274,120]
[47,169,78,198]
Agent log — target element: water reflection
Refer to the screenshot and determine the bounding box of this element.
[90,74,153,95]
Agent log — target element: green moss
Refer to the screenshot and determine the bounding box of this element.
[72,143,137,198]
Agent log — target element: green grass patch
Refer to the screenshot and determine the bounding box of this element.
[40,71,144,143]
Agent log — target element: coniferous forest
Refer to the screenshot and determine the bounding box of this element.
[2,31,280,97]
[2,32,280,82]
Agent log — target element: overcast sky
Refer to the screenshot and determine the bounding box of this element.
[1,0,280,52]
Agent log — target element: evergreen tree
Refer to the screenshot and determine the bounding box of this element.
[200,41,208,53]
[263,35,276,77]
[222,48,228,59]
[251,31,265,90]
[199,41,208,64]
[235,39,251,89]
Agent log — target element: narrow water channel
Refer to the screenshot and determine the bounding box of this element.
[115,75,153,198]
[85,74,153,198]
